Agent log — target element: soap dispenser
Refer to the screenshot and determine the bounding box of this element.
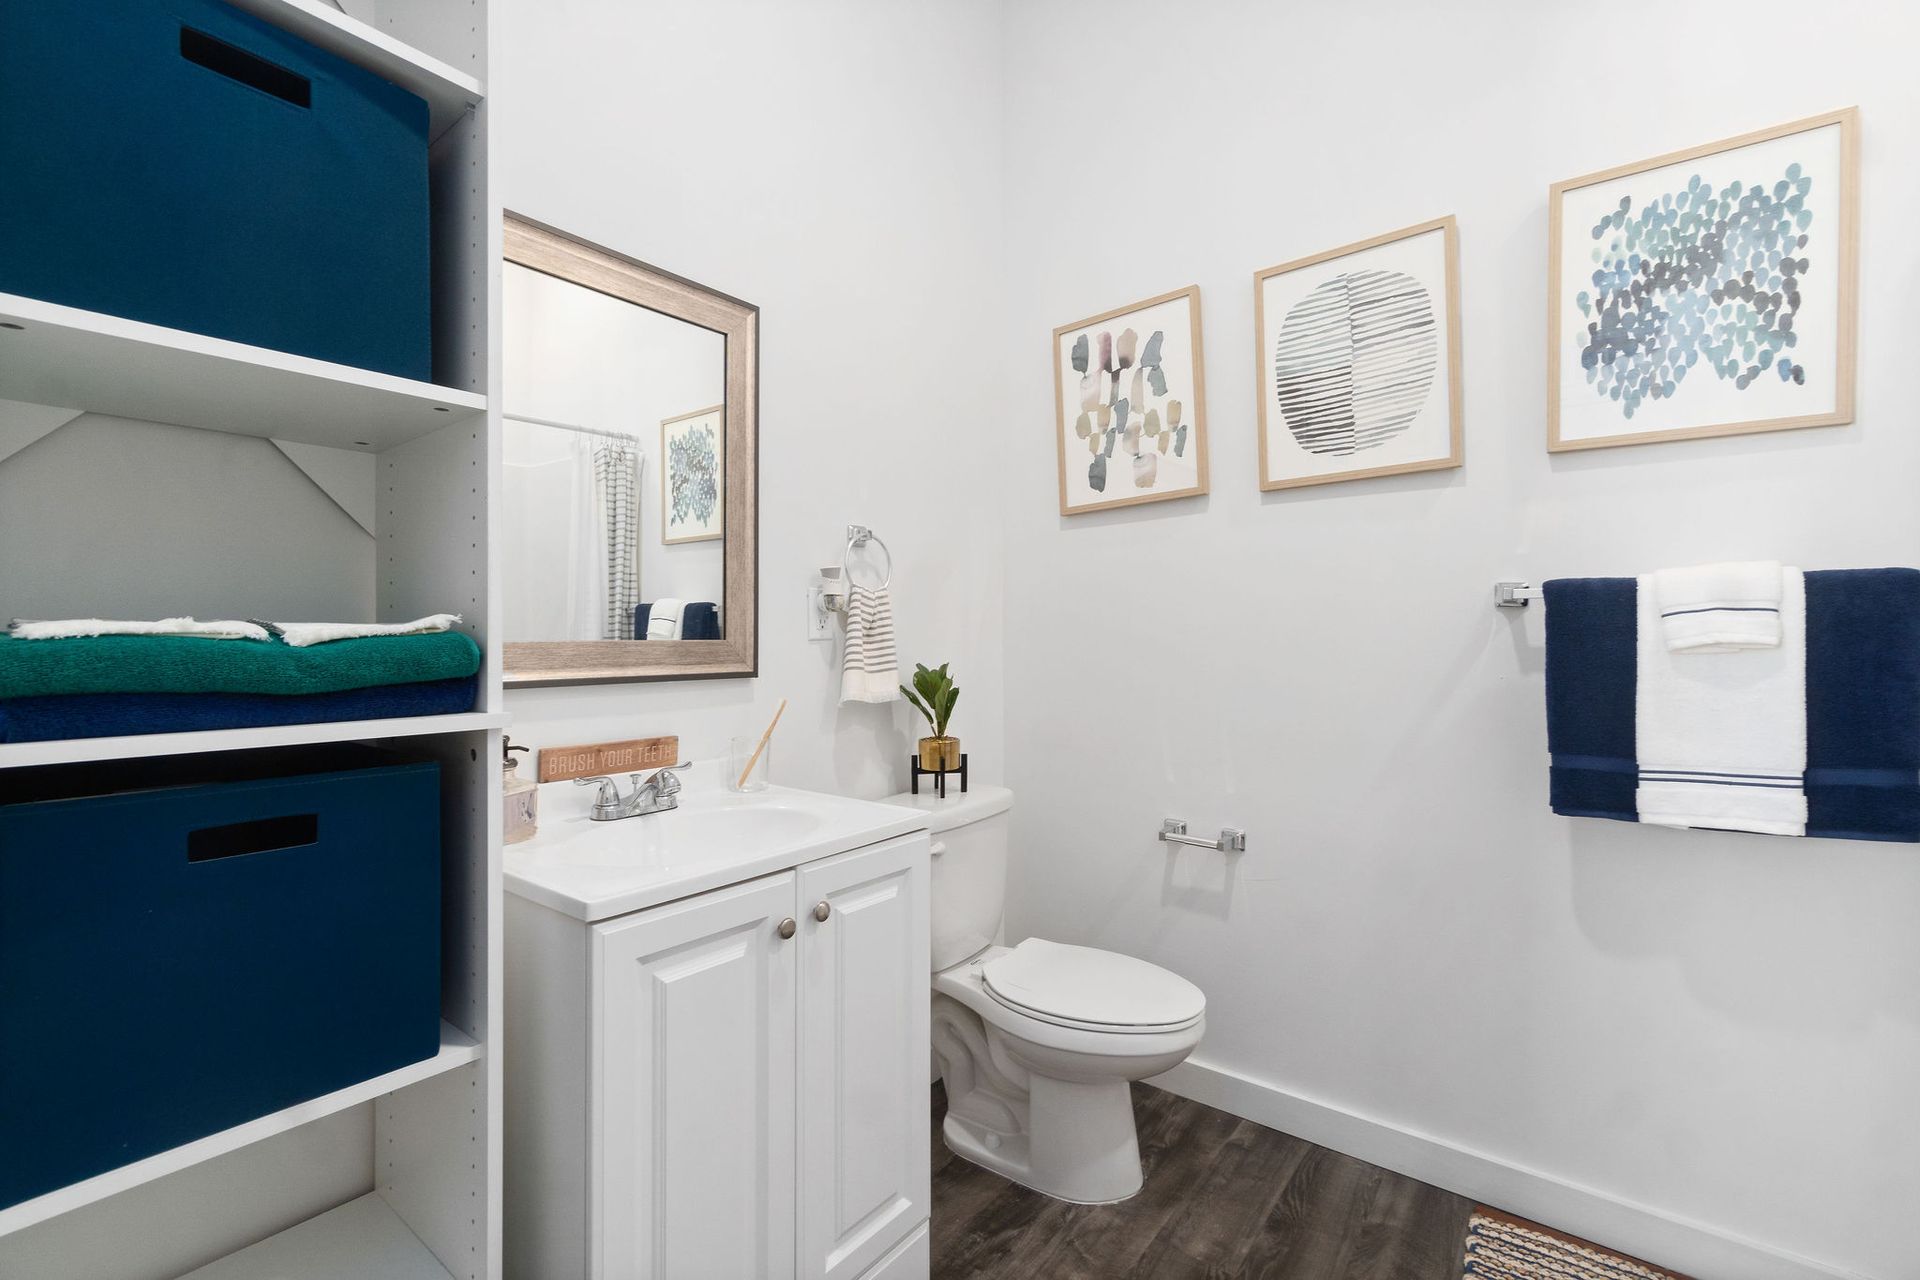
[503,736,537,844]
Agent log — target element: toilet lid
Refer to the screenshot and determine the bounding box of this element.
[982,938,1204,1031]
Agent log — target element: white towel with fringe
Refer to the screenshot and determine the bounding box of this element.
[1652,560,1784,653]
[646,599,685,640]
[268,614,462,648]
[1635,566,1807,835]
[840,583,900,704]
[8,617,270,641]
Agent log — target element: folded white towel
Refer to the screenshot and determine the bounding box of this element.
[646,599,684,641]
[840,584,900,704]
[270,613,462,648]
[8,617,270,641]
[1652,560,1783,653]
[1635,567,1806,835]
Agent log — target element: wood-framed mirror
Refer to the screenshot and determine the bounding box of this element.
[500,213,757,686]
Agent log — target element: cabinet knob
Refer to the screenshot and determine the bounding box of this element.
[777,917,796,940]
[813,901,831,923]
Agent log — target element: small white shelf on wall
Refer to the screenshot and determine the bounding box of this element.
[0,1024,481,1237]
[0,293,486,453]
[178,1192,458,1280]
[0,710,512,770]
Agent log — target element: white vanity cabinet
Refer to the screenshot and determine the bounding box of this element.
[505,798,931,1280]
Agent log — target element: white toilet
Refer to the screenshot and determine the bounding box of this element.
[883,786,1205,1204]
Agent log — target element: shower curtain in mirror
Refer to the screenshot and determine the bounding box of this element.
[593,441,641,639]
[502,430,642,642]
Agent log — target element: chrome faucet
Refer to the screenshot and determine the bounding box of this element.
[574,762,694,821]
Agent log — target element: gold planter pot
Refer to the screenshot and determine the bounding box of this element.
[918,735,962,771]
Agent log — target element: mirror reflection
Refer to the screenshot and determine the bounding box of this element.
[501,260,727,643]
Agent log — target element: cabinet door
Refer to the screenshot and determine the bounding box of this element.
[796,835,931,1280]
[594,871,798,1280]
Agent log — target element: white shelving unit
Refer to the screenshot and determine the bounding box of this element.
[0,1,502,1277]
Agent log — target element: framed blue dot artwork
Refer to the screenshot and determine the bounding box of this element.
[1548,108,1858,452]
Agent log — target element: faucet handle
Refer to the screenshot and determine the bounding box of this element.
[648,761,692,794]
[573,775,622,817]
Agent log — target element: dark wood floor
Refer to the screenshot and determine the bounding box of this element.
[931,1082,1475,1280]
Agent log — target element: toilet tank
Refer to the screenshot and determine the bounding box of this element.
[881,785,1014,970]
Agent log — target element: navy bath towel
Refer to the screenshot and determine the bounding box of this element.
[1542,577,1638,823]
[1805,568,1920,841]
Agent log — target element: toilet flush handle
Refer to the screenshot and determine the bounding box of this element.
[929,840,947,858]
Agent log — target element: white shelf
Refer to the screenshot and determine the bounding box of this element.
[179,1192,455,1280]
[222,0,484,141]
[0,1024,480,1237]
[0,293,486,454]
[0,711,510,770]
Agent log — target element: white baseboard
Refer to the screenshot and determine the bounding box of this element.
[1149,1056,1871,1280]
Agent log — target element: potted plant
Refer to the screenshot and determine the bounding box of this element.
[901,662,962,771]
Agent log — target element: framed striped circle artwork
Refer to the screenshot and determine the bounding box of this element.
[1255,216,1464,490]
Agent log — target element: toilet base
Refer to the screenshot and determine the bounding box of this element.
[940,1074,1143,1205]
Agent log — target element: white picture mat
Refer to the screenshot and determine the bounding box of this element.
[1553,122,1844,444]
[1259,226,1455,482]
[1054,292,1201,510]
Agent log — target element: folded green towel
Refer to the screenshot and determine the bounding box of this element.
[0,631,482,699]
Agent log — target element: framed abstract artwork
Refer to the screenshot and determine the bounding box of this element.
[1254,217,1464,490]
[1052,285,1208,515]
[661,404,724,544]
[1548,108,1858,451]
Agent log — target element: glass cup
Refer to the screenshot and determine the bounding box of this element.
[727,734,770,792]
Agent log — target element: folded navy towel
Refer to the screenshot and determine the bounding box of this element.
[1805,569,1920,842]
[1543,577,1638,823]
[633,601,720,641]
[0,675,478,743]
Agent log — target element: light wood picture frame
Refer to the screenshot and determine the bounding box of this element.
[502,213,758,687]
[1254,216,1464,491]
[1052,285,1208,515]
[1547,107,1858,452]
[659,404,724,545]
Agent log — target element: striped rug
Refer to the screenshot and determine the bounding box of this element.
[1463,1208,1691,1279]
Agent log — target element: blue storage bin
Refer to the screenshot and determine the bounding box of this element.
[0,745,441,1209]
[0,0,432,380]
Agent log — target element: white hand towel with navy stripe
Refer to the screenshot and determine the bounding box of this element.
[1634,566,1806,835]
[1652,560,1783,653]
[839,583,900,704]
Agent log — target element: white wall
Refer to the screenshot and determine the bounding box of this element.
[998,4,1919,1279]
[501,260,726,637]
[0,414,372,622]
[493,0,1006,798]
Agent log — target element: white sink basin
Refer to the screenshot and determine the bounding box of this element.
[505,777,929,922]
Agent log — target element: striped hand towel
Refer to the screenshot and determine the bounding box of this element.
[1635,566,1807,835]
[840,584,900,704]
[1651,560,1783,652]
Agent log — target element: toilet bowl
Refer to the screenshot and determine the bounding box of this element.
[883,786,1206,1204]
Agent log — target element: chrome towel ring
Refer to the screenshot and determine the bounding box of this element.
[844,524,892,592]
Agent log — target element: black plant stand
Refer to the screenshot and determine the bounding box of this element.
[909,752,968,799]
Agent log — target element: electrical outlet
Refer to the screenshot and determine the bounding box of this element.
[806,586,833,641]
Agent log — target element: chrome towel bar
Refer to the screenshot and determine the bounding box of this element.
[1160,819,1246,853]
[1494,581,1543,608]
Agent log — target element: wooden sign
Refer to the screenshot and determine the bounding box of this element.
[537,736,680,783]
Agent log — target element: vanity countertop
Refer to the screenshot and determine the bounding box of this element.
[504,771,930,923]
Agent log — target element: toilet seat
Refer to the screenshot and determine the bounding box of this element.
[981,938,1205,1034]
